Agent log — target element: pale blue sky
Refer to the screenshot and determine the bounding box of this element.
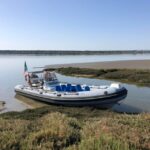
[0,0,150,50]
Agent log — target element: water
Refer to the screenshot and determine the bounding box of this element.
[0,54,150,113]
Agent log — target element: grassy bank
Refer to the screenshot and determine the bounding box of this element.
[55,67,150,86]
[0,105,150,150]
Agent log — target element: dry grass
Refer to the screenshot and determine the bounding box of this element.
[0,109,81,150]
[67,114,150,150]
[0,118,30,150]
[21,112,80,150]
[0,106,150,150]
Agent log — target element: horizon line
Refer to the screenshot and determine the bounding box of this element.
[0,49,150,51]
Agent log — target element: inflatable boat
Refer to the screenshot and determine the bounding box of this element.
[15,81,127,108]
[15,63,127,108]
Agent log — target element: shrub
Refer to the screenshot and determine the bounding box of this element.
[21,112,81,150]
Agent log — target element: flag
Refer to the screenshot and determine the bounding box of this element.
[24,61,28,74]
[24,61,29,81]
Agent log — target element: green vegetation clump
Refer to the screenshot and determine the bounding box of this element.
[0,106,150,150]
[57,67,102,76]
[57,67,150,86]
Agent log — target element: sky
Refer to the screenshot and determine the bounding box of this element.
[0,0,150,50]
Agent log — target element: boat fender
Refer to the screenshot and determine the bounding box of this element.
[20,85,24,90]
[104,91,108,95]
[57,94,61,97]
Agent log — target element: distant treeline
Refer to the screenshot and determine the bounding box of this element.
[0,50,150,55]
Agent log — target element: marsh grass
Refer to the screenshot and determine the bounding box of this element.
[56,67,150,86]
[0,105,150,150]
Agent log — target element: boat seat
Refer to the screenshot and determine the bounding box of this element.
[61,85,67,91]
[66,84,71,92]
[76,84,83,91]
[67,83,71,87]
[85,86,90,91]
[71,86,77,92]
[56,86,62,92]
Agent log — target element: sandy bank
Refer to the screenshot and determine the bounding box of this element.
[46,59,150,70]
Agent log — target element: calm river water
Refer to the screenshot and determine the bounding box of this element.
[0,54,150,113]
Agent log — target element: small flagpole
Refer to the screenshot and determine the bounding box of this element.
[24,61,29,81]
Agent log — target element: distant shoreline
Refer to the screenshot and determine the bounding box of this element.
[46,59,150,70]
[0,50,150,55]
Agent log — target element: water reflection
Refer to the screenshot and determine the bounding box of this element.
[15,94,48,108]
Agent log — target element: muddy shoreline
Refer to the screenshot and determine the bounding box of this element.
[46,59,150,70]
